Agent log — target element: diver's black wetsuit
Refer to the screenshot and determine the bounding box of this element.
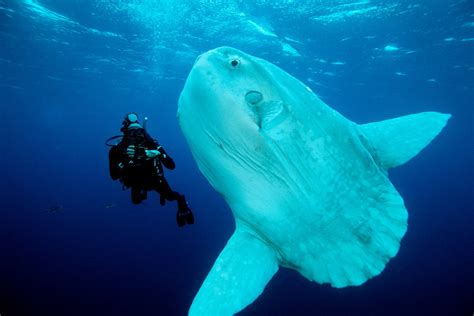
[109,126,193,226]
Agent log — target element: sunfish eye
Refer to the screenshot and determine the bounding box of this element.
[231,59,239,67]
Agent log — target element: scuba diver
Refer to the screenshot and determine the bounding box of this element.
[107,112,194,227]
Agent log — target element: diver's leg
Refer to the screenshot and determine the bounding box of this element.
[131,186,143,204]
[154,178,194,226]
[154,177,183,203]
[131,186,147,204]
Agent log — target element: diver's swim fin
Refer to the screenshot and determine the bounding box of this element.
[186,210,195,225]
[177,209,194,227]
[176,197,194,227]
[177,211,186,227]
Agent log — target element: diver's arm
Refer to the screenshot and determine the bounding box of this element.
[143,131,176,170]
[157,146,176,170]
[145,146,175,170]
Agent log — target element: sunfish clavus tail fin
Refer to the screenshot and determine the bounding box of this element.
[189,228,279,316]
[360,111,451,169]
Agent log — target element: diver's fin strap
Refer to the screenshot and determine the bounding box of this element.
[360,111,450,169]
[189,228,279,316]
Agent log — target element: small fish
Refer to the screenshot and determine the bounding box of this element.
[45,205,63,213]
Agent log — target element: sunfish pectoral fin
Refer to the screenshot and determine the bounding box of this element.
[251,100,289,131]
[360,111,451,169]
[189,227,279,316]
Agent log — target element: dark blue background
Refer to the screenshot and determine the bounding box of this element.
[0,0,472,315]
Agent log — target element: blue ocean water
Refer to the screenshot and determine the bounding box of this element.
[0,0,473,315]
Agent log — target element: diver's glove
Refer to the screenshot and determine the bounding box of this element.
[126,145,135,158]
[145,149,161,158]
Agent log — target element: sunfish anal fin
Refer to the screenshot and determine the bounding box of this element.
[189,228,279,316]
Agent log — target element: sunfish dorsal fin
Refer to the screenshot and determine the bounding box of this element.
[360,111,451,169]
[189,227,279,316]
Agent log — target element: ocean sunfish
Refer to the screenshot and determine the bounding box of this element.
[178,46,450,315]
